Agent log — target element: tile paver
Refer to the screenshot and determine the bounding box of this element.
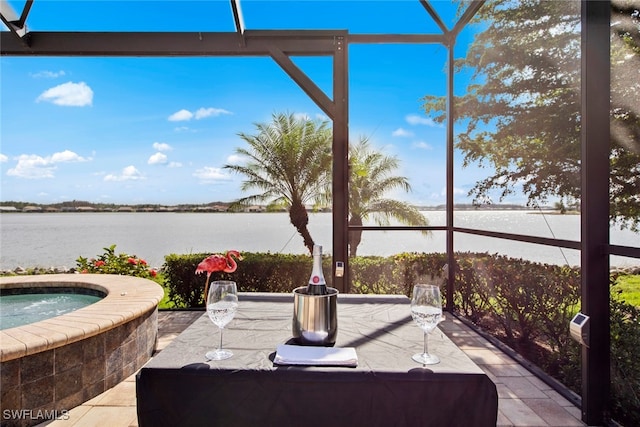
[500,398,550,426]
[89,380,137,407]
[65,406,138,427]
[38,310,585,427]
[497,409,515,427]
[521,398,585,426]
[500,377,550,399]
[485,363,532,378]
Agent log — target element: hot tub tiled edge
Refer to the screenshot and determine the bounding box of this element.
[0,274,164,427]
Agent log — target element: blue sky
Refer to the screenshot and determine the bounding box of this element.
[1,1,510,206]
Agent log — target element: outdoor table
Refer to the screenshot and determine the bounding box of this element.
[136,293,498,427]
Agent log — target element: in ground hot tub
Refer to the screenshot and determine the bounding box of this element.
[0,274,164,427]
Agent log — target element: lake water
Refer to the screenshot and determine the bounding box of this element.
[0,211,638,270]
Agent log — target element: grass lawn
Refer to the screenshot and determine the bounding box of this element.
[612,274,640,307]
[158,288,173,309]
[148,273,175,309]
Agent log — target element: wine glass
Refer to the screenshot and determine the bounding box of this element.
[410,284,443,365]
[206,280,238,361]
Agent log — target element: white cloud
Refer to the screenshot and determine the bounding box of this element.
[194,107,232,119]
[392,128,413,137]
[36,81,93,107]
[50,150,90,163]
[406,114,439,127]
[168,109,193,122]
[148,152,168,165]
[152,142,172,152]
[169,107,232,122]
[168,162,183,168]
[173,126,191,132]
[31,70,66,79]
[104,165,145,182]
[7,155,56,179]
[412,141,433,150]
[0,153,7,163]
[193,167,231,183]
[6,150,90,179]
[226,154,244,165]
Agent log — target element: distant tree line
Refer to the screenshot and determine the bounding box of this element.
[0,200,233,212]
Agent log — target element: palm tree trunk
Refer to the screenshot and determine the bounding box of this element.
[289,202,315,253]
[348,216,363,257]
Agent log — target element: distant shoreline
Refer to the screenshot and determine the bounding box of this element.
[0,203,558,214]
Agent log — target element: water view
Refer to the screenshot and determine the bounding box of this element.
[1,211,638,270]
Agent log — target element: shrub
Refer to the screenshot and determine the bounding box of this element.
[231,252,317,293]
[162,251,449,308]
[76,244,159,281]
[162,253,208,308]
[609,295,640,426]
[163,252,318,308]
[451,254,494,324]
[349,255,398,294]
[452,253,581,354]
[391,252,448,296]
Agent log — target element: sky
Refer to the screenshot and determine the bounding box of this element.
[0,1,515,206]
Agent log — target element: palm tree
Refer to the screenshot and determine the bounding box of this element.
[348,137,429,257]
[224,112,332,254]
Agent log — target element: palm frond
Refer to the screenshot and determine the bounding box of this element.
[347,136,430,255]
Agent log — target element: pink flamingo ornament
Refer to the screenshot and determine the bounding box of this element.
[196,250,242,304]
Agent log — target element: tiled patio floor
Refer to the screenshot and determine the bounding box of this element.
[40,310,585,427]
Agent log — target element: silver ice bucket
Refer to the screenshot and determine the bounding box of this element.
[292,286,338,346]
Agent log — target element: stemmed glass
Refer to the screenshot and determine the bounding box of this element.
[410,284,443,365]
[206,280,238,361]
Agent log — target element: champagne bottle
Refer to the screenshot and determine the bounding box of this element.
[307,244,328,295]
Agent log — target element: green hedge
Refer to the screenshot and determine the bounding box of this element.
[162,252,449,307]
[451,253,582,370]
[609,297,640,425]
[163,252,320,307]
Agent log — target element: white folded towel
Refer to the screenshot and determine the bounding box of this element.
[274,344,358,367]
